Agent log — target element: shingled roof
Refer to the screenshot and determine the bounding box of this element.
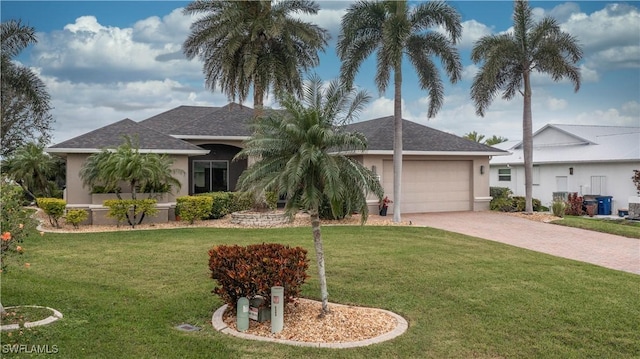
[345,116,508,154]
[47,119,209,155]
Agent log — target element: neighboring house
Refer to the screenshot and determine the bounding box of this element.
[46,103,507,224]
[489,124,640,212]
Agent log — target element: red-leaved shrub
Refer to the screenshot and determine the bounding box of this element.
[208,243,309,308]
[565,192,584,216]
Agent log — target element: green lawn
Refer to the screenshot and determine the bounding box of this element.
[1,226,638,358]
[551,216,640,238]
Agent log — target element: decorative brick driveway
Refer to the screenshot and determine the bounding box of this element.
[404,211,640,275]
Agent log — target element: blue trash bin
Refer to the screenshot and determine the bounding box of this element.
[596,196,612,215]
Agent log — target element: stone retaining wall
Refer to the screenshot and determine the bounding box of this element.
[230,211,291,227]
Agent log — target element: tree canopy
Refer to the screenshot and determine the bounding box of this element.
[470,0,582,213]
[337,0,462,222]
[1,19,53,157]
[183,0,328,113]
[235,75,382,315]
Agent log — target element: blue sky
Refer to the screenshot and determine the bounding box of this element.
[2,1,639,144]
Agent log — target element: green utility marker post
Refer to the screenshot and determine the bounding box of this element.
[237,297,249,332]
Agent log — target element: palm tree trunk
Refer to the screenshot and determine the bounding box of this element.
[392,63,403,223]
[254,81,264,118]
[310,209,329,317]
[522,71,534,214]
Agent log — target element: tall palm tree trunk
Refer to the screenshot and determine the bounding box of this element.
[253,81,264,117]
[522,71,534,214]
[393,64,403,223]
[310,209,329,316]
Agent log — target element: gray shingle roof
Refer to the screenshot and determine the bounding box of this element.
[175,103,256,137]
[138,105,220,134]
[345,116,508,153]
[48,118,208,153]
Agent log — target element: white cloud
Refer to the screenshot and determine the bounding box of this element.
[561,3,640,70]
[547,98,568,111]
[132,8,193,46]
[33,15,200,83]
[440,19,493,49]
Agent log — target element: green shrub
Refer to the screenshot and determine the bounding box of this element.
[65,209,89,229]
[176,196,212,224]
[319,195,348,220]
[265,191,278,211]
[229,191,253,213]
[36,197,66,228]
[208,243,309,309]
[512,196,542,212]
[197,192,231,219]
[552,201,566,218]
[103,199,158,228]
[490,197,515,212]
[490,187,512,200]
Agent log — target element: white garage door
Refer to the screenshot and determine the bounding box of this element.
[382,160,472,213]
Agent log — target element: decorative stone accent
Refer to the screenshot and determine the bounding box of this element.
[230,211,291,227]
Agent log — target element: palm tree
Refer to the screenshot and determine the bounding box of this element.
[182,0,328,115]
[484,135,508,146]
[235,76,383,316]
[464,131,486,144]
[79,137,183,226]
[463,132,508,146]
[1,20,53,157]
[470,0,582,213]
[2,142,58,200]
[338,0,462,223]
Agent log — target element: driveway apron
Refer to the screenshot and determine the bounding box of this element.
[404,211,640,275]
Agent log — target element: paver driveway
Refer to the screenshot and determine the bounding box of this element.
[404,211,640,275]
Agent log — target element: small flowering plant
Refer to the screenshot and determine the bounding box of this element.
[379,196,393,209]
[1,180,39,272]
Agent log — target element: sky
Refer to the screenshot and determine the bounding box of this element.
[2,0,639,145]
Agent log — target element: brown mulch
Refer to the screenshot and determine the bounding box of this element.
[504,211,562,223]
[222,298,398,343]
[35,209,408,233]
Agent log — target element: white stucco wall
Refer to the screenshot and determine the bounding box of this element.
[490,161,638,211]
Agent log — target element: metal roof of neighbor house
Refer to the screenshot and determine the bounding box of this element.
[46,118,209,155]
[345,116,508,155]
[491,124,640,165]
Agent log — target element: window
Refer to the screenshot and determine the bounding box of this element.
[193,161,228,193]
[533,165,540,185]
[498,168,511,181]
[591,176,606,195]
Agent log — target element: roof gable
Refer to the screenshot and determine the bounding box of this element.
[47,118,208,154]
[345,116,507,153]
[491,124,640,164]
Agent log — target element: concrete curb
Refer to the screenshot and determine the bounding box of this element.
[212,300,408,348]
[0,306,63,332]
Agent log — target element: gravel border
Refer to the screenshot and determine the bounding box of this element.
[212,299,408,348]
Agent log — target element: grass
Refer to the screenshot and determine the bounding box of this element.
[551,216,640,238]
[1,226,638,358]
[1,306,53,326]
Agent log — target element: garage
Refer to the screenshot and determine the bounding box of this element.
[383,160,473,213]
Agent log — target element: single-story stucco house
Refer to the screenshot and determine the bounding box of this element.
[46,103,507,224]
[489,124,640,213]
